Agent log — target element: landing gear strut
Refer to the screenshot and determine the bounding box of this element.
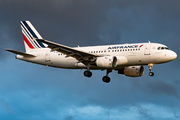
[148,64,154,77]
[102,69,112,83]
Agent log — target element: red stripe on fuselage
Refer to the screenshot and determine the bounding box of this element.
[139,44,143,48]
[22,33,35,49]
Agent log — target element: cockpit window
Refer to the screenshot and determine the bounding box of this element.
[157,47,170,50]
[165,47,170,50]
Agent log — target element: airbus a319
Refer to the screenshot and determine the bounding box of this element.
[6,21,177,83]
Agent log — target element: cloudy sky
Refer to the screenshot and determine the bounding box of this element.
[0,0,180,120]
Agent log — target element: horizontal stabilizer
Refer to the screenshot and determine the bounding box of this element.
[5,49,36,57]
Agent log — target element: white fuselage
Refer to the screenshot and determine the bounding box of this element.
[6,21,177,82]
[16,42,177,70]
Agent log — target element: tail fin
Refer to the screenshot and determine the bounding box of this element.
[20,21,46,52]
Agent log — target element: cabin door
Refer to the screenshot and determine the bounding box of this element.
[144,44,151,55]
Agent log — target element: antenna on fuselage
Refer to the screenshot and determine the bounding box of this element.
[148,41,151,43]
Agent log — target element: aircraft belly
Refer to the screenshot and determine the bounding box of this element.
[67,58,79,68]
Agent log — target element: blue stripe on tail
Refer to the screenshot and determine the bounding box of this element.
[21,22,39,48]
[22,21,46,48]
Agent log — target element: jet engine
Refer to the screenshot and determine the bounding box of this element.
[118,66,144,77]
[96,56,117,68]
[116,56,128,66]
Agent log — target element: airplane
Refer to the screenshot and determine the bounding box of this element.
[6,21,177,83]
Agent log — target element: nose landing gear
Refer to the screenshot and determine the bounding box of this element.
[149,72,154,76]
[148,64,154,76]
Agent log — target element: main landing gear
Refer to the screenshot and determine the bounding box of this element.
[148,64,154,77]
[84,69,112,83]
[84,64,92,78]
[84,70,92,77]
[102,69,112,83]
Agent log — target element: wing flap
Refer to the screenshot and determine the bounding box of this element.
[5,49,36,57]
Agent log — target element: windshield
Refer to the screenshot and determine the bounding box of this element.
[157,47,170,50]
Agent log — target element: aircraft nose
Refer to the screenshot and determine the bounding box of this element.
[170,51,177,60]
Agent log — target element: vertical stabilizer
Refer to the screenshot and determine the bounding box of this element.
[20,21,46,52]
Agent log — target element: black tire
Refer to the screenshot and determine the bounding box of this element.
[102,76,111,83]
[149,72,154,77]
[84,70,92,77]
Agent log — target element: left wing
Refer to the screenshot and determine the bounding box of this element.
[36,39,98,61]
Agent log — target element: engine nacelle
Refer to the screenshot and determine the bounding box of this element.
[116,56,128,66]
[119,66,144,77]
[96,56,117,68]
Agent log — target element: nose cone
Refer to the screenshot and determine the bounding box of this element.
[170,51,177,60]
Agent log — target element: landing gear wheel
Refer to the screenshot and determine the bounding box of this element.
[84,70,92,78]
[149,72,154,77]
[148,64,154,77]
[102,76,111,83]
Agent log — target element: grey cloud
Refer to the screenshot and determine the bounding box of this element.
[64,116,73,120]
[168,103,180,118]
[0,98,13,113]
[145,80,179,98]
[135,104,153,119]
[1,0,180,47]
[64,115,78,120]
